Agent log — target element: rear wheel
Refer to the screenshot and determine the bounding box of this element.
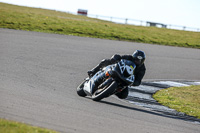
[77,80,87,97]
[92,81,117,101]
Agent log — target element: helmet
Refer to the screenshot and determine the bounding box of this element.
[132,50,145,66]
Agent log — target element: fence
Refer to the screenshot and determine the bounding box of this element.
[74,12,199,32]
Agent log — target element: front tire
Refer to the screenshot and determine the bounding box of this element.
[77,80,87,97]
[92,81,117,101]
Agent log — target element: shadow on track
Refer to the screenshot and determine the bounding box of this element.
[98,100,200,123]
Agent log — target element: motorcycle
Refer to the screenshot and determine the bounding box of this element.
[77,59,136,101]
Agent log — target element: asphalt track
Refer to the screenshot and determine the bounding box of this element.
[0,28,200,133]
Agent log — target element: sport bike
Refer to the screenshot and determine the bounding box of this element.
[77,59,136,101]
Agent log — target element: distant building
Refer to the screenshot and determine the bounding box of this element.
[77,9,88,16]
[147,21,167,28]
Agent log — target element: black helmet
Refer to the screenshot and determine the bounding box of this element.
[132,50,145,66]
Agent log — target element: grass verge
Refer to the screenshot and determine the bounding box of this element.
[153,85,200,119]
[0,118,58,133]
[1,2,200,48]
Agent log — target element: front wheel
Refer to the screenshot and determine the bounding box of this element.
[77,80,87,97]
[92,81,117,101]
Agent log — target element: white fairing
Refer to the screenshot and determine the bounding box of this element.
[126,75,135,83]
[118,60,126,74]
[126,65,134,75]
[118,60,136,83]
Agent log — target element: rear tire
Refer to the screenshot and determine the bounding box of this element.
[77,80,87,97]
[92,81,117,101]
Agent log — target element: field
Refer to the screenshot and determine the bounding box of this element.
[153,85,200,119]
[1,2,200,48]
[0,118,58,133]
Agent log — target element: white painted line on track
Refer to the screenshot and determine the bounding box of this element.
[153,81,190,87]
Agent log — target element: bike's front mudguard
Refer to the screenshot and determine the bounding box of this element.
[83,70,105,96]
[82,78,93,96]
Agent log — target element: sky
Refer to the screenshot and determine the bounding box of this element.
[1,0,200,30]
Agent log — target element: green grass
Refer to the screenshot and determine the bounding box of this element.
[1,2,200,48]
[0,118,58,133]
[153,85,200,119]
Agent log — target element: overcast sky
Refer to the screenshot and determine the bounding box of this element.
[1,0,200,29]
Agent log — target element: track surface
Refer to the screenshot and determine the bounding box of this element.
[0,29,200,133]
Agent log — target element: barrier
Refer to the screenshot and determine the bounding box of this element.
[71,11,199,32]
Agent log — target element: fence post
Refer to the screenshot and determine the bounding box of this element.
[125,18,128,24]
[140,21,143,26]
[86,13,199,32]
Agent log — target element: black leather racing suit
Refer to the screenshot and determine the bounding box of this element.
[90,54,146,99]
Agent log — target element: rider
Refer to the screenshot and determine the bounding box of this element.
[88,50,146,99]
